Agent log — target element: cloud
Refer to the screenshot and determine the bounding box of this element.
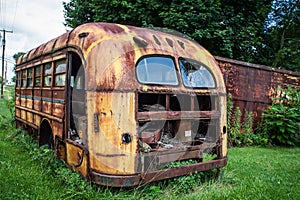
[1,0,69,80]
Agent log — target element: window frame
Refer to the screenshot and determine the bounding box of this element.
[21,70,27,88]
[135,55,179,86]
[27,68,33,87]
[43,62,52,87]
[54,59,66,87]
[179,57,216,89]
[34,65,41,87]
[16,71,21,88]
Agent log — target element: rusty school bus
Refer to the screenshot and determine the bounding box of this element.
[15,22,227,187]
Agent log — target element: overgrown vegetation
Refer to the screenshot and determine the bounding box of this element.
[259,87,300,146]
[228,87,300,147]
[227,93,268,147]
[1,92,300,199]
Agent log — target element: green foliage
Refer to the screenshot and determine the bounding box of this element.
[261,87,300,146]
[0,96,15,130]
[264,0,300,71]
[13,52,25,62]
[158,159,221,195]
[63,0,288,67]
[63,0,168,28]
[227,94,269,147]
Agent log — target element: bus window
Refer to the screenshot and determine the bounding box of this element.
[136,56,178,86]
[27,68,33,87]
[16,71,21,87]
[179,58,216,88]
[43,63,52,86]
[21,70,27,87]
[54,60,66,86]
[35,66,41,87]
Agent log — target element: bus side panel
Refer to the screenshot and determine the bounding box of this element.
[41,89,52,114]
[25,89,33,109]
[33,89,41,111]
[15,107,21,118]
[26,112,34,124]
[52,103,64,118]
[20,92,26,107]
[34,114,41,127]
[52,121,64,140]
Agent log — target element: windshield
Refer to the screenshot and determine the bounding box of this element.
[179,58,216,88]
[136,56,178,86]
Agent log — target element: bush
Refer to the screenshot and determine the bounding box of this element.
[261,87,300,146]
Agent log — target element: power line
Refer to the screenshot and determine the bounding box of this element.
[11,0,19,31]
[1,0,6,28]
[0,0,2,27]
[0,57,15,64]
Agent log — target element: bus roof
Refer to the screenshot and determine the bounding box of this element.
[16,22,225,92]
[16,22,213,66]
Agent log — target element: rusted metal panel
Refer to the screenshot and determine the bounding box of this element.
[20,110,26,121]
[15,108,20,118]
[41,101,52,115]
[52,103,64,118]
[33,99,41,111]
[215,56,300,127]
[91,158,227,187]
[66,139,89,178]
[87,91,138,175]
[34,114,41,127]
[26,98,33,109]
[52,121,64,141]
[26,112,33,124]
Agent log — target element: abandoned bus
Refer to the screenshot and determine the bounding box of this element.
[15,22,227,187]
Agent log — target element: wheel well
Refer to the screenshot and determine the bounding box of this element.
[39,120,53,147]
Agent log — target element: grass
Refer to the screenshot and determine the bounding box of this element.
[0,97,299,199]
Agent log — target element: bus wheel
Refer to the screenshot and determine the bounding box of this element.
[39,121,54,149]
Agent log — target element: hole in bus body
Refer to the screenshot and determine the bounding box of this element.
[137,93,220,170]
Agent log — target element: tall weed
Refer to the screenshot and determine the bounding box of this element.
[227,94,268,147]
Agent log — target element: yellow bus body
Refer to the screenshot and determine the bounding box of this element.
[15,22,227,187]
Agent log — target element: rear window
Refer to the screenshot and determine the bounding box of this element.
[179,58,216,88]
[136,56,178,86]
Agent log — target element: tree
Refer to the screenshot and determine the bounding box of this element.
[12,52,25,72]
[159,0,272,60]
[13,52,25,62]
[265,0,300,71]
[63,0,171,28]
[11,76,16,83]
[63,0,299,71]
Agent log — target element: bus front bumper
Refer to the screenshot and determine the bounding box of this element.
[91,157,227,187]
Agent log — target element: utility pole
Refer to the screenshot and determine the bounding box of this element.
[0,29,13,98]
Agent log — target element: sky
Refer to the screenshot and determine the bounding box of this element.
[1,0,69,82]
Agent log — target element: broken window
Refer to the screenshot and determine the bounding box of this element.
[179,58,216,88]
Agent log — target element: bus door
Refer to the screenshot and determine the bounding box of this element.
[65,52,89,178]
